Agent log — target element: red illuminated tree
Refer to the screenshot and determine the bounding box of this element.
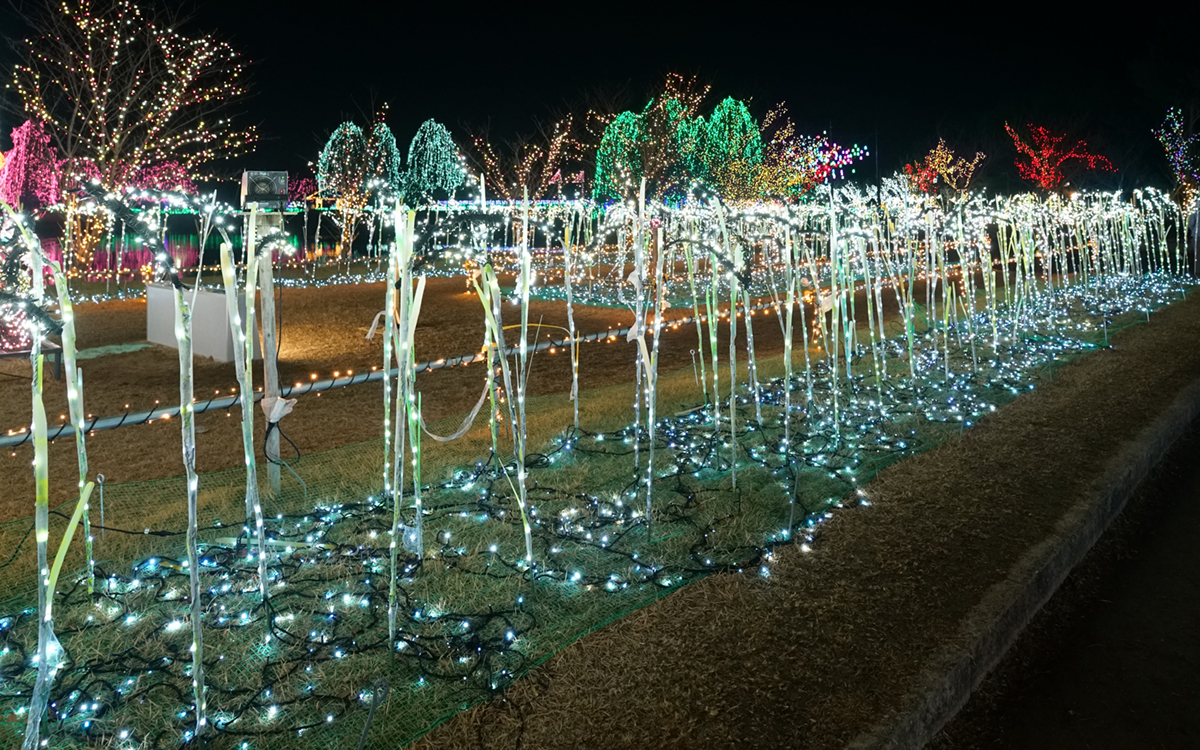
[903,155,939,194]
[1005,123,1114,193]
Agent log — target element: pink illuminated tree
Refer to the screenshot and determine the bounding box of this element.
[131,162,197,194]
[1,120,61,210]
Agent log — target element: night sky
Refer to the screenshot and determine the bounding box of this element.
[3,2,1199,192]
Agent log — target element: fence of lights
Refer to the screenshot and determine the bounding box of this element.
[0,177,1195,750]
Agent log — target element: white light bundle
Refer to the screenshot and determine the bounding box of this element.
[218,240,267,601]
[171,282,207,737]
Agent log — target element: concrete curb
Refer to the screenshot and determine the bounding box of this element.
[846,376,1200,750]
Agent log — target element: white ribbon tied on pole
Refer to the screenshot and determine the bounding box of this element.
[365,310,387,340]
[261,395,297,424]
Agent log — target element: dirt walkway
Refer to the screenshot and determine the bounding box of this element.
[407,291,1200,749]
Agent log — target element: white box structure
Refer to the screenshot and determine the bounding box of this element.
[146,283,261,362]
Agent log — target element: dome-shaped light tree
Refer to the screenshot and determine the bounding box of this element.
[367,121,403,197]
[696,97,764,199]
[593,111,646,201]
[364,119,402,256]
[405,119,465,204]
[317,122,368,256]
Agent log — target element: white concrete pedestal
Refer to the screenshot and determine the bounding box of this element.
[146,283,261,362]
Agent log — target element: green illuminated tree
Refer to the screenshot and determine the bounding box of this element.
[366,121,403,196]
[694,97,764,190]
[592,74,710,200]
[592,78,766,201]
[317,122,366,201]
[317,122,368,250]
[405,119,464,203]
[593,111,646,199]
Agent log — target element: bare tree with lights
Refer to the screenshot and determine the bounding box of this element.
[7,0,256,270]
[470,114,580,201]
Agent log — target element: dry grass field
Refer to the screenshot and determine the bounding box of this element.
[0,276,807,520]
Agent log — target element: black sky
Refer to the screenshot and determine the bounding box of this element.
[3,2,1199,191]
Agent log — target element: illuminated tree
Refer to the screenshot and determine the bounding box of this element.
[0,209,36,351]
[319,118,403,199]
[1005,123,1114,193]
[366,119,403,196]
[405,119,464,202]
[703,105,866,202]
[593,111,645,199]
[317,122,368,251]
[0,120,61,210]
[593,74,710,200]
[691,97,765,191]
[904,139,985,196]
[591,81,859,203]
[130,161,196,193]
[473,114,576,201]
[318,123,366,199]
[317,112,408,255]
[903,153,939,195]
[10,0,255,275]
[1153,107,1200,210]
[10,0,256,190]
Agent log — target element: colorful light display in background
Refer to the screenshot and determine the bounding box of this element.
[590,76,868,203]
[4,62,1197,308]
[1,163,1196,748]
[1154,107,1200,211]
[1,9,1200,741]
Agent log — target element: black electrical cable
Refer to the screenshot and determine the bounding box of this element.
[263,420,301,465]
[354,679,389,750]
